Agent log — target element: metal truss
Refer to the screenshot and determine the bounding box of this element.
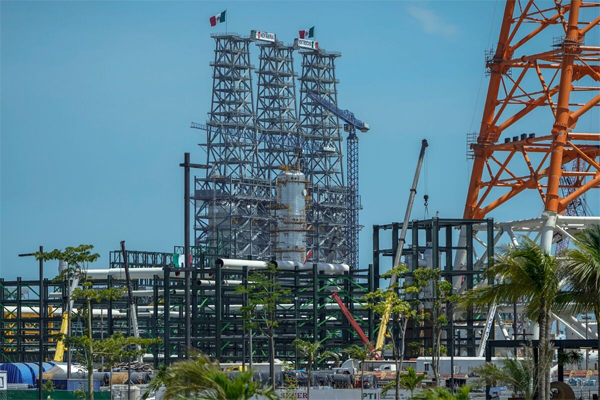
[467,216,600,356]
[194,34,272,260]
[255,41,301,179]
[464,0,600,231]
[298,50,348,265]
[346,133,359,271]
[373,218,494,358]
[1,251,374,366]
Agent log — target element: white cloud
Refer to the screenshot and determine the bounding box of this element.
[407,5,459,37]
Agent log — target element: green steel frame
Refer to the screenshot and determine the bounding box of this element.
[1,248,374,366]
[373,217,494,358]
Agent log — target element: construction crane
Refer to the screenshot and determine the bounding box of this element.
[374,139,428,358]
[331,292,382,360]
[305,90,370,270]
[54,275,80,362]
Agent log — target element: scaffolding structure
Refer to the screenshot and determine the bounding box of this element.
[298,49,347,265]
[194,34,353,267]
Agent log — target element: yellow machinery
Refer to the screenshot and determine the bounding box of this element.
[374,140,428,356]
[53,277,79,362]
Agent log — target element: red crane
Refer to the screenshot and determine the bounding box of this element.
[331,292,382,360]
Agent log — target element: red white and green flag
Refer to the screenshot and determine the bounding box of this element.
[173,253,192,268]
[210,10,226,27]
[299,26,314,39]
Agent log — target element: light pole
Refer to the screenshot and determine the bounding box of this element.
[19,246,44,400]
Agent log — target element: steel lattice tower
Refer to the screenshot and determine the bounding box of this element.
[255,41,300,180]
[195,34,271,259]
[346,133,359,270]
[298,50,348,264]
[464,0,599,251]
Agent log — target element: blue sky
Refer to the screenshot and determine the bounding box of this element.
[2,1,598,280]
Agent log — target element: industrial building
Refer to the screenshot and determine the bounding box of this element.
[1,3,599,397]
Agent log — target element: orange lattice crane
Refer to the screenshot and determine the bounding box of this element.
[465,0,599,250]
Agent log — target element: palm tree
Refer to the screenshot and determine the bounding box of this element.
[473,347,539,400]
[562,224,600,400]
[342,343,374,400]
[144,353,277,400]
[196,370,277,400]
[292,339,321,399]
[460,237,564,400]
[398,367,425,398]
[413,385,471,399]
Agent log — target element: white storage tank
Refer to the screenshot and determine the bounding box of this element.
[274,169,308,263]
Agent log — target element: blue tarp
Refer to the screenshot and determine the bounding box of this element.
[0,363,35,386]
[0,362,55,386]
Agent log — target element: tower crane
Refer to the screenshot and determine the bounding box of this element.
[305,90,370,270]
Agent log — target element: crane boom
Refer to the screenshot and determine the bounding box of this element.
[331,292,382,360]
[306,91,370,133]
[374,139,428,357]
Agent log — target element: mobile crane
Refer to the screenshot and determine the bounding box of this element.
[374,139,428,357]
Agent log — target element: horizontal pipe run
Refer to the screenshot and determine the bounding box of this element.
[215,258,350,274]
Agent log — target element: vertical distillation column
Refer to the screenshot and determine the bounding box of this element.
[255,41,300,180]
[195,34,265,259]
[298,49,348,264]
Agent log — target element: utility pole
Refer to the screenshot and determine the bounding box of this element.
[19,246,44,400]
[180,153,204,356]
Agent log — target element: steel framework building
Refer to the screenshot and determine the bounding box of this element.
[194,34,353,267]
[373,218,495,358]
[0,248,374,365]
[298,49,348,265]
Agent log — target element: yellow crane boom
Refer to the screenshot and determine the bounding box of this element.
[375,139,428,357]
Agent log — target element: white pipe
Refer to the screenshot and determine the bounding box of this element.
[275,260,350,273]
[215,259,270,269]
[86,268,167,280]
[216,259,349,274]
[131,290,164,297]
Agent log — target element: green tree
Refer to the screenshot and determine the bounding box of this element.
[557,348,583,369]
[562,224,600,400]
[234,263,291,384]
[363,264,417,399]
[292,339,320,400]
[413,385,471,400]
[342,343,375,400]
[395,367,425,398]
[472,346,540,400]
[460,238,565,399]
[35,245,122,400]
[144,353,277,400]
[411,267,458,386]
[94,332,161,397]
[291,339,339,399]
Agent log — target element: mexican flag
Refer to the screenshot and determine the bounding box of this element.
[299,26,314,39]
[210,10,226,27]
[173,253,186,268]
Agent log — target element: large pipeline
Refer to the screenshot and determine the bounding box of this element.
[215,258,349,274]
[86,268,167,280]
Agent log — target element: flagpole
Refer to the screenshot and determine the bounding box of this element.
[226,9,228,34]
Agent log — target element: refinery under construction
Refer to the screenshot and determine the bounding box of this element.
[1,1,600,399]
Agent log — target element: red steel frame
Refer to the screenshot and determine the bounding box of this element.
[465,0,600,220]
